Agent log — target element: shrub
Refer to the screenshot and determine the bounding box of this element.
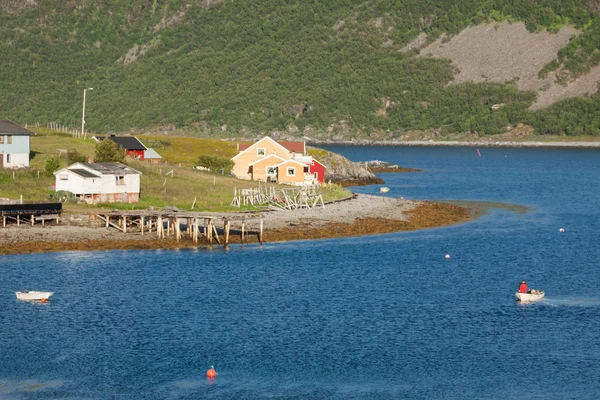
[67,149,88,164]
[195,154,234,174]
[45,156,60,175]
[95,140,125,162]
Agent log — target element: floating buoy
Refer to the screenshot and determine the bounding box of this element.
[445,254,451,259]
[41,298,47,303]
[206,366,217,379]
[400,196,405,200]
[559,228,565,233]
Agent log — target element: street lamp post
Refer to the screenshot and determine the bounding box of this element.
[81,87,93,139]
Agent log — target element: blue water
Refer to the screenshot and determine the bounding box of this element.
[1,146,600,399]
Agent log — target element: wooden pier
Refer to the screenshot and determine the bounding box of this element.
[93,211,264,247]
[0,202,62,227]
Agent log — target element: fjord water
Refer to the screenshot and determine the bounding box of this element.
[2,146,599,399]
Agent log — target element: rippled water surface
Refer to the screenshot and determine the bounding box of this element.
[1,146,599,399]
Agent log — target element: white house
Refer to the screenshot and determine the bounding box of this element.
[54,162,141,204]
[0,120,34,168]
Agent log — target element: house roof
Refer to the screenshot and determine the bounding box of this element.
[279,141,305,153]
[311,158,327,168]
[274,159,308,168]
[144,148,162,159]
[85,162,141,175]
[236,138,305,154]
[107,136,147,151]
[0,120,34,135]
[248,154,285,167]
[68,168,101,178]
[56,162,141,176]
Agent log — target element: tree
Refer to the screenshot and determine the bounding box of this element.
[45,156,60,175]
[196,154,234,173]
[67,149,88,164]
[95,140,125,162]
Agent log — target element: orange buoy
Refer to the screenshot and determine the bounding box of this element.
[206,366,217,379]
[559,228,565,233]
[41,298,47,303]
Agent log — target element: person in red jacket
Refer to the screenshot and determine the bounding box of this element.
[519,280,530,294]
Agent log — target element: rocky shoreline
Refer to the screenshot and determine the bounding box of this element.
[0,195,472,256]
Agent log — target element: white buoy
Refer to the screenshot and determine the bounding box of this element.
[445,254,451,259]
[559,228,565,233]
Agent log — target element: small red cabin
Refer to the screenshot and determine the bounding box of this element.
[308,159,326,183]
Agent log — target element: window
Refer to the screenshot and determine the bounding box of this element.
[7,135,12,144]
[59,174,69,181]
[6,154,10,163]
[266,166,276,176]
[313,172,318,179]
[116,175,125,185]
[287,167,295,176]
[257,148,266,156]
[0,136,4,144]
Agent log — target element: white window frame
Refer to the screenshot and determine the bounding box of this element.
[257,148,266,156]
[266,166,276,176]
[6,154,11,163]
[59,174,69,181]
[286,167,296,176]
[116,175,125,185]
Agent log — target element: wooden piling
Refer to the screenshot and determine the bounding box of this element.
[241,220,245,244]
[224,220,230,247]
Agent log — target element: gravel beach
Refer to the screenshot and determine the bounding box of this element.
[0,194,470,255]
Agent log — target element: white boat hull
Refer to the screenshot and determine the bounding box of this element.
[16,291,54,301]
[515,290,545,302]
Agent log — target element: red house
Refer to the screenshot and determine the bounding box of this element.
[93,135,148,160]
[308,158,326,183]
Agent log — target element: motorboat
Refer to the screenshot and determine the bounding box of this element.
[15,290,54,302]
[379,187,390,193]
[515,289,545,303]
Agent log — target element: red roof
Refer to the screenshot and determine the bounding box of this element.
[237,140,305,154]
[279,141,305,154]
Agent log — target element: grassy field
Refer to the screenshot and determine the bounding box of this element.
[1,130,350,212]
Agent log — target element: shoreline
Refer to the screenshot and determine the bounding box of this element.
[308,139,600,149]
[0,195,474,256]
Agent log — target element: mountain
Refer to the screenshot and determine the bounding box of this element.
[2,0,600,138]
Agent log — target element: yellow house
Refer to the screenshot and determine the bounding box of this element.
[272,159,310,185]
[231,137,311,185]
[247,154,285,183]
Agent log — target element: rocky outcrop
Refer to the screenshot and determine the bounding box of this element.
[307,146,384,186]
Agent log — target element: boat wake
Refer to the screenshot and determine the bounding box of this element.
[539,297,600,307]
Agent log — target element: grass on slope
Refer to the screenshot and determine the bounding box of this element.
[2,130,350,212]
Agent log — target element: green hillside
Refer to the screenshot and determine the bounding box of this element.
[2,0,600,137]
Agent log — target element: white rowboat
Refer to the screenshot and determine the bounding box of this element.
[515,290,545,303]
[16,291,54,301]
[379,187,390,193]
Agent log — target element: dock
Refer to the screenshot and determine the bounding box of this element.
[93,211,264,247]
[0,202,62,227]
